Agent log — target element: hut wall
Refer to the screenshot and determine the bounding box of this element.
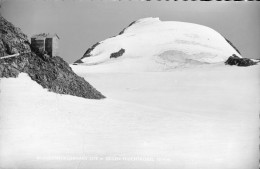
[52,37,59,56]
[45,38,53,56]
[31,38,45,52]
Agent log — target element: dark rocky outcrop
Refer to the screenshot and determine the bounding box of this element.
[0,16,105,99]
[74,42,101,64]
[224,38,241,55]
[0,16,31,57]
[118,20,137,35]
[73,19,136,64]
[225,54,258,67]
[110,48,125,59]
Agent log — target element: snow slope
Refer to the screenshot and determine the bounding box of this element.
[74,17,241,71]
[0,64,259,169]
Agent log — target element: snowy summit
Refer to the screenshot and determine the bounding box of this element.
[74,17,241,71]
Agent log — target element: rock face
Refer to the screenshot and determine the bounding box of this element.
[225,54,258,67]
[74,42,101,64]
[118,20,137,35]
[110,48,125,58]
[0,16,31,57]
[224,38,241,55]
[0,16,105,99]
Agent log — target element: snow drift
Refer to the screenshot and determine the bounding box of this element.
[74,17,242,71]
[1,65,259,169]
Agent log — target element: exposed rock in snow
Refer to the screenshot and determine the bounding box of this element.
[0,16,105,99]
[118,20,138,35]
[74,42,101,64]
[110,48,125,58]
[225,54,259,67]
[74,17,242,71]
[224,38,241,55]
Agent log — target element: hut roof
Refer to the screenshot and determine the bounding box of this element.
[31,33,60,40]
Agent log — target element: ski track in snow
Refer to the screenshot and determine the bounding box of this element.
[0,63,259,169]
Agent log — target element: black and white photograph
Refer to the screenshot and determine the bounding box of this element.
[0,0,259,169]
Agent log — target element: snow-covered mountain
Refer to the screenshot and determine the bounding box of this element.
[74,17,241,72]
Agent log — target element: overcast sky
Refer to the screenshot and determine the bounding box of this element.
[1,0,260,63]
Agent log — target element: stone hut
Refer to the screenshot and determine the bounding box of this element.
[31,33,59,57]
